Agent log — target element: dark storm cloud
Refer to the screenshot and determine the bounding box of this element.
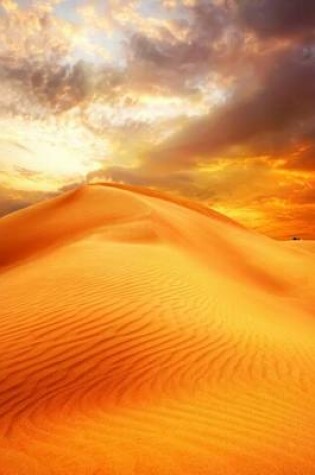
[144,44,315,170]
[237,0,315,38]
[125,0,315,173]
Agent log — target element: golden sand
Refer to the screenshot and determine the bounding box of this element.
[0,184,315,474]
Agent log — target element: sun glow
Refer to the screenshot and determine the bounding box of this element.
[0,116,111,189]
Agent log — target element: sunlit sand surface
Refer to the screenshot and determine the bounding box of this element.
[285,240,315,254]
[0,184,315,474]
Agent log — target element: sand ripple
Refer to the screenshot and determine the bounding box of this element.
[0,184,315,474]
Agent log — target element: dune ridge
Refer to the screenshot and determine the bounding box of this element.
[0,184,315,474]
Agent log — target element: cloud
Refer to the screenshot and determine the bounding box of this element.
[283,144,315,172]
[87,165,195,198]
[126,1,244,95]
[143,44,315,171]
[0,184,55,217]
[237,0,315,38]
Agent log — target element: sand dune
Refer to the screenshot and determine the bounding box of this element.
[285,240,315,254]
[0,184,315,474]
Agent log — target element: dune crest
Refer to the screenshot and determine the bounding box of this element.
[0,184,315,474]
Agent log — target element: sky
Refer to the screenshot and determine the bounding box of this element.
[0,0,314,239]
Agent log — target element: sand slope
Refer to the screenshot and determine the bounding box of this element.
[0,184,315,475]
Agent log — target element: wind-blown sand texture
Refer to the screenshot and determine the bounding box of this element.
[0,184,315,475]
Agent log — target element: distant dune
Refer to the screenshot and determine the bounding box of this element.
[0,184,315,474]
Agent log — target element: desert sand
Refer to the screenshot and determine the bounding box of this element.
[0,183,315,475]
